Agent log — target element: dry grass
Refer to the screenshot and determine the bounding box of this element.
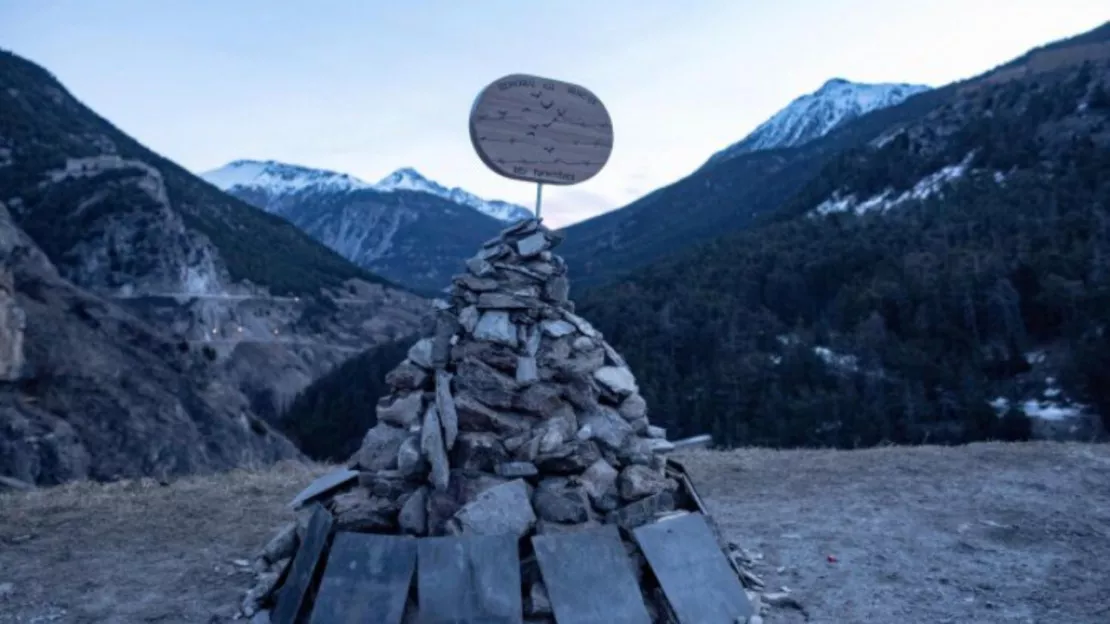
[1,443,1109,623]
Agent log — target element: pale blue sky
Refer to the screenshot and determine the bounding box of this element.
[2,1,1106,226]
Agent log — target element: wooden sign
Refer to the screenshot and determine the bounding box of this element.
[469,74,614,186]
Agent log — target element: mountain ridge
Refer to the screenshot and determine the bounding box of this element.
[201,159,532,223]
[704,78,932,166]
[207,160,510,292]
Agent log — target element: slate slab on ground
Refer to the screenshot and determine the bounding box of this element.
[1,444,1109,624]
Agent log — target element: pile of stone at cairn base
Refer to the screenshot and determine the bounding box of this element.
[238,219,761,623]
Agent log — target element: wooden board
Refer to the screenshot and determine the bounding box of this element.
[531,525,651,624]
[416,534,522,623]
[307,532,416,624]
[469,73,613,186]
[289,468,359,509]
[272,504,335,624]
[633,513,753,624]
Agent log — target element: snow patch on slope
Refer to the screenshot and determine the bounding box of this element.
[706,78,931,166]
[811,154,981,216]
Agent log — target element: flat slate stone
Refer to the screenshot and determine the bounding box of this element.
[289,468,359,509]
[416,534,522,623]
[308,532,416,624]
[531,525,651,624]
[633,513,753,624]
[272,504,335,624]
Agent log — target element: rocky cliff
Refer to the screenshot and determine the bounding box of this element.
[0,50,431,484]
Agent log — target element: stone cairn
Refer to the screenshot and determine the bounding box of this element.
[239,219,765,622]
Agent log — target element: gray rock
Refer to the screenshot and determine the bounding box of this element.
[420,405,450,491]
[534,518,603,535]
[435,371,458,450]
[450,432,508,473]
[399,486,429,535]
[259,522,297,564]
[516,356,538,384]
[357,424,410,471]
[454,393,533,435]
[407,338,435,370]
[556,348,606,378]
[458,305,480,334]
[579,406,634,450]
[601,341,628,367]
[515,231,548,257]
[524,325,543,356]
[385,360,429,392]
[359,470,415,499]
[516,382,568,418]
[535,440,601,475]
[463,257,495,276]
[532,477,591,523]
[503,218,541,237]
[561,311,600,338]
[455,358,518,410]
[526,580,553,617]
[579,458,620,511]
[646,425,667,439]
[452,340,518,373]
[330,489,397,532]
[473,310,518,347]
[593,366,639,398]
[454,274,500,292]
[478,243,510,261]
[605,490,677,530]
[431,313,458,369]
[396,435,428,479]
[452,479,536,538]
[627,417,650,435]
[540,319,577,338]
[617,436,655,466]
[618,465,668,501]
[545,276,569,303]
[495,461,539,478]
[571,335,595,352]
[646,438,676,454]
[477,292,534,310]
[617,393,648,422]
[250,609,272,624]
[377,392,424,428]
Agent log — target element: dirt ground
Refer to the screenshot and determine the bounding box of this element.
[1,442,1108,624]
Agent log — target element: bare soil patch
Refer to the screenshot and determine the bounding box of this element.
[2,442,1108,623]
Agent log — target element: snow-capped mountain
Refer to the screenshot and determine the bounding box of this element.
[704,78,931,166]
[201,160,531,223]
[376,167,533,222]
[200,160,510,292]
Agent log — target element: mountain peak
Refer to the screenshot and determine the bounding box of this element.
[201,159,372,194]
[704,78,932,166]
[376,167,435,191]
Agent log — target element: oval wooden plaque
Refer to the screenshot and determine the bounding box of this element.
[469,74,614,186]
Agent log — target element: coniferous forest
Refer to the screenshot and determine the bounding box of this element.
[281,47,1110,460]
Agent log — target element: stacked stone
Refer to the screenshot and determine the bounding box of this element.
[339,218,678,542]
[242,218,692,622]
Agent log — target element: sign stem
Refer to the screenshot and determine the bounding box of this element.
[535,182,544,221]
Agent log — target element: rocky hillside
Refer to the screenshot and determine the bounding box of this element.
[573,22,1110,447]
[204,160,521,292]
[704,78,931,166]
[0,50,430,485]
